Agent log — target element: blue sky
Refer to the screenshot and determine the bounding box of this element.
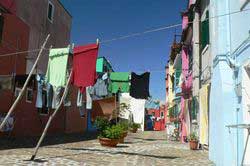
[60,0,186,101]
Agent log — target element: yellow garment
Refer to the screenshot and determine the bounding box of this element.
[199,84,210,145]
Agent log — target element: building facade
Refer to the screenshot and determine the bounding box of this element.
[0,0,88,137]
[209,0,250,165]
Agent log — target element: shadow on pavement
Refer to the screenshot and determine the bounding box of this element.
[0,131,98,150]
[132,137,167,142]
[63,147,179,160]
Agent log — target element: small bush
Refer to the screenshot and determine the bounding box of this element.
[102,125,123,139]
[188,132,198,141]
[130,123,140,129]
[94,117,111,132]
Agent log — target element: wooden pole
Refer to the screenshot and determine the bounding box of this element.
[30,70,73,161]
[0,34,50,130]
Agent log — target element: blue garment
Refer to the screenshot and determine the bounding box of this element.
[93,78,108,97]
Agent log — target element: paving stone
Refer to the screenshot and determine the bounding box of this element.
[0,131,214,166]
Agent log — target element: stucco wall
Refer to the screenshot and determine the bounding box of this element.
[15,0,72,74]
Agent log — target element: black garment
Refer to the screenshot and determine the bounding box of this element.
[130,72,150,99]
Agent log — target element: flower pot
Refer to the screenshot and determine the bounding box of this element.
[189,140,198,150]
[130,128,138,133]
[122,131,128,137]
[119,131,128,143]
[99,137,119,147]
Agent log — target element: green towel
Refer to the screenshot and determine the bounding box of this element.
[45,48,70,87]
[108,72,130,93]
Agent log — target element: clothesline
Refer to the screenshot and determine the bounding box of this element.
[0,7,249,58]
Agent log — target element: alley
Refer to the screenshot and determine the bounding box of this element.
[0,131,213,166]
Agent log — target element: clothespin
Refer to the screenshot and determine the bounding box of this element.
[96,38,100,46]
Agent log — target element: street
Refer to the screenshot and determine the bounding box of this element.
[0,131,213,166]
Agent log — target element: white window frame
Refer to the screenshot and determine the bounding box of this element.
[26,88,33,103]
[15,87,21,97]
[47,1,54,23]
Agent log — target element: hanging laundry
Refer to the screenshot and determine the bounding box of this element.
[45,48,71,87]
[130,72,150,99]
[199,84,210,145]
[0,75,13,90]
[77,89,84,107]
[119,93,132,120]
[36,74,54,109]
[0,115,14,132]
[72,44,99,92]
[130,97,146,131]
[51,87,62,109]
[108,72,130,93]
[86,86,94,109]
[93,78,108,97]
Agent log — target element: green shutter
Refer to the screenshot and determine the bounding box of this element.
[201,11,209,50]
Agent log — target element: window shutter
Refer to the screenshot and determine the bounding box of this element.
[201,11,209,50]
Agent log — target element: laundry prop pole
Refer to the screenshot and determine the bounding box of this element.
[0,34,50,131]
[31,70,73,161]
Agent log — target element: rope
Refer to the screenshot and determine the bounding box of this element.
[0,8,249,57]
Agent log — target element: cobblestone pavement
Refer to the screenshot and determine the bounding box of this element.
[0,131,214,166]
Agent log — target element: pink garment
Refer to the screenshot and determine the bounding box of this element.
[182,14,189,30]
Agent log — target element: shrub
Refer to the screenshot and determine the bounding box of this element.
[188,132,198,142]
[94,117,111,132]
[130,123,140,129]
[102,125,123,139]
[117,121,129,131]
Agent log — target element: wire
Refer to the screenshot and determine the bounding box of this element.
[0,48,50,57]
[0,8,250,57]
[100,7,250,44]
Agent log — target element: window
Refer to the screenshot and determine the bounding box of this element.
[15,88,21,97]
[47,1,54,23]
[0,15,4,42]
[26,88,33,103]
[201,11,209,50]
[161,112,164,118]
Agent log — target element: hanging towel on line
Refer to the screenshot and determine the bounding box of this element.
[130,72,150,99]
[45,48,71,87]
[108,72,130,93]
[72,44,99,92]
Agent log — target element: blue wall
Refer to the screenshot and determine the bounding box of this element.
[209,0,250,165]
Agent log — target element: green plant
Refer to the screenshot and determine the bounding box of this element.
[130,123,140,129]
[102,125,123,139]
[117,121,129,131]
[94,117,111,132]
[188,132,198,142]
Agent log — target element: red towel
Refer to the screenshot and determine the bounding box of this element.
[72,44,99,92]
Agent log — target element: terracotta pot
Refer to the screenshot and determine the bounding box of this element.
[189,140,198,150]
[122,131,128,137]
[119,131,128,143]
[130,128,138,133]
[99,137,119,147]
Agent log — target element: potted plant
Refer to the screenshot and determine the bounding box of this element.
[117,122,129,143]
[130,123,140,133]
[94,116,111,132]
[98,125,123,147]
[188,132,199,150]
